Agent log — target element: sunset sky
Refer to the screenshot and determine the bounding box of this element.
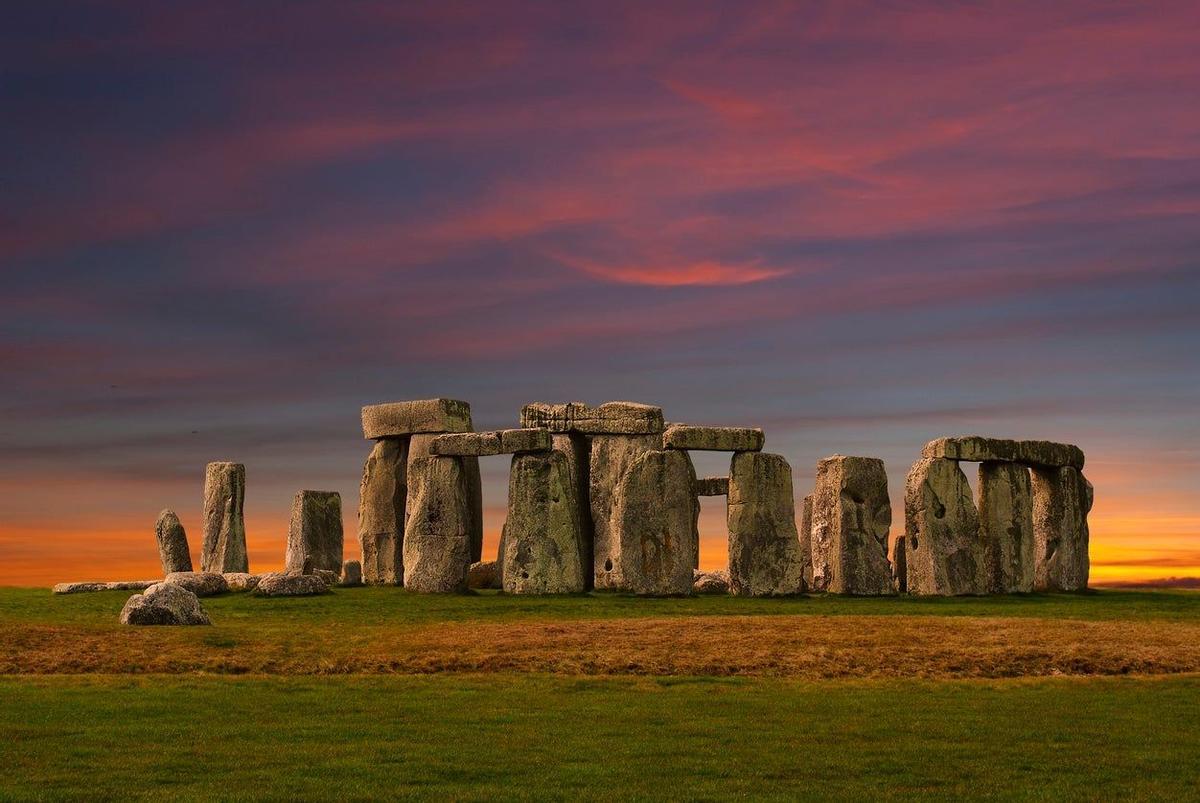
[2,1,1198,586]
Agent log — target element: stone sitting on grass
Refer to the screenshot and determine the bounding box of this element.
[254,572,330,597]
[119,582,211,626]
[164,571,229,597]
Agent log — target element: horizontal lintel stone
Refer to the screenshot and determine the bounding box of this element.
[362,399,473,439]
[520,401,664,435]
[430,428,552,457]
[694,476,730,496]
[921,436,1084,469]
[663,424,764,452]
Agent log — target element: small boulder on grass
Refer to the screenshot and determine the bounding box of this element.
[467,560,500,590]
[693,569,731,595]
[254,572,329,597]
[164,571,229,597]
[222,572,261,592]
[340,560,363,587]
[120,582,211,626]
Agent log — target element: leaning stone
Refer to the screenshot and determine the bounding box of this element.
[521,401,664,435]
[358,438,407,585]
[361,398,473,439]
[904,458,986,596]
[552,432,594,586]
[892,535,907,594]
[728,452,807,596]
[663,425,764,452]
[429,432,502,456]
[164,571,229,597]
[223,572,261,592]
[590,433,661,589]
[693,569,731,595]
[694,476,729,496]
[467,560,500,590]
[155,509,192,574]
[1032,466,1090,591]
[340,560,363,587]
[254,572,329,597]
[120,582,211,626]
[500,452,587,594]
[200,462,248,573]
[410,435,484,564]
[403,456,473,592]
[810,455,895,596]
[285,490,343,575]
[978,462,1035,593]
[921,436,1084,470]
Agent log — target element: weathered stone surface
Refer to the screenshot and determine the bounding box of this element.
[605,449,698,594]
[53,581,157,594]
[799,493,815,591]
[361,398,473,439]
[500,452,587,594]
[892,535,907,593]
[201,462,248,574]
[340,560,363,587]
[358,438,407,585]
[120,582,211,626]
[500,428,554,454]
[285,490,343,575]
[254,572,329,597]
[663,425,764,452]
[155,509,192,574]
[521,401,664,435]
[727,452,807,596]
[409,435,484,564]
[694,476,729,496]
[403,456,472,593]
[693,569,730,595]
[552,433,594,587]
[978,462,1035,593]
[165,571,229,597]
[107,581,159,591]
[921,436,1084,470]
[222,572,261,592]
[904,458,986,596]
[590,433,661,589]
[430,428,553,456]
[810,455,894,596]
[1032,466,1090,591]
[467,560,500,589]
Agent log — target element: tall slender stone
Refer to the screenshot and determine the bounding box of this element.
[978,462,1034,593]
[358,438,407,585]
[286,490,344,575]
[904,458,985,595]
[201,462,247,574]
[811,455,894,595]
[409,435,483,563]
[727,452,806,596]
[892,534,907,593]
[500,452,587,594]
[801,493,816,591]
[155,509,192,574]
[403,456,472,592]
[607,449,697,594]
[552,432,594,588]
[1032,465,1089,591]
[590,434,660,590]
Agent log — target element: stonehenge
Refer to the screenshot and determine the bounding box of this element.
[500,451,587,594]
[155,509,192,574]
[285,490,343,575]
[727,452,806,596]
[201,462,248,574]
[904,458,986,595]
[810,455,894,596]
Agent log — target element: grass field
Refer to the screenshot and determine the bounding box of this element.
[3,587,1199,799]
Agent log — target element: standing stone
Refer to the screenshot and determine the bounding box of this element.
[892,535,907,593]
[285,490,344,575]
[155,509,192,574]
[904,458,986,595]
[607,449,697,594]
[340,560,363,587]
[201,462,248,574]
[727,452,806,596]
[590,433,660,589]
[500,452,587,594]
[403,456,472,593]
[810,456,895,595]
[977,462,1035,593]
[409,434,483,564]
[1031,465,1089,591]
[801,493,817,591]
[358,438,407,585]
[552,433,594,587]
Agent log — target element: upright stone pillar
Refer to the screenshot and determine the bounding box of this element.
[892,535,907,593]
[800,493,816,591]
[358,438,407,585]
[1031,466,1089,591]
[727,452,806,596]
[409,434,483,564]
[904,457,985,595]
[286,490,344,575]
[155,509,192,574]
[608,449,697,594]
[403,456,472,592]
[201,462,248,573]
[589,433,661,590]
[978,462,1034,593]
[500,451,587,594]
[810,455,894,595]
[552,432,594,587]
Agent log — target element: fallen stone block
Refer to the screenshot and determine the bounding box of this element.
[53,581,157,594]
[728,452,807,596]
[521,401,664,435]
[1032,466,1090,591]
[978,462,1035,593]
[403,456,473,592]
[254,572,329,597]
[663,425,764,452]
[904,458,986,595]
[120,582,210,626]
[810,455,895,596]
[223,572,261,592]
[500,451,587,594]
[467,560,500,589]
[361,398,473,439]
[590,433,661,589]
[155,509,192,574]
[694,476,729,496]
[693,569,730,595]
[201,461,248,574]
[358,438,407,585]
[164,571,229,597]
[921,436,1084,470]
[340,560,363,587]
[285,490,343,575]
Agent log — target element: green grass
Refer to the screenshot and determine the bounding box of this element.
[1,673,1197,800]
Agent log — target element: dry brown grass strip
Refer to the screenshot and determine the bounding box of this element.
[4,614,1200,678]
